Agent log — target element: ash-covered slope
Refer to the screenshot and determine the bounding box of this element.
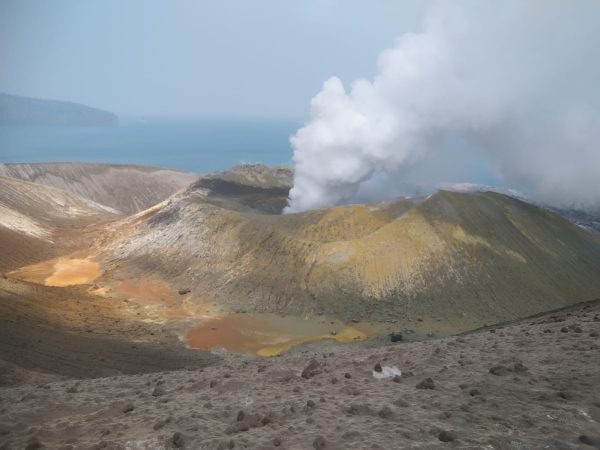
[0,175,120,271]
[104,166,600,332]
[190,164,293,214]
[0,162,199,215]
[0,175,119,224]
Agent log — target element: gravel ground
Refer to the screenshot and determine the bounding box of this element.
[1,301,599,450]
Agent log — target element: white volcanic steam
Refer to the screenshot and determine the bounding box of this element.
[286,1,600,213]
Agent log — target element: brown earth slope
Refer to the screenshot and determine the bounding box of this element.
[0,276,219,385]
[0,168,217,383]
[0,162,199,214]
[0,175,121,271]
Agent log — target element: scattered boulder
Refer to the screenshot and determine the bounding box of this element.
[378,406,394,419]
[489,365,511,376]
[389,332,403,342]
[313,436,328,449]
[178,288,191,295]
[513,362,528,373]
[225,410,273,434]
[216,440,235,450]
[154,417,172,430]
[346,403,372,415]
[121,403,135,413]
[579,434,600,447]
[438,430,456,442]
[225,422,249,435]
[342,430,361,440]
[490,362,527,376]
[152,386,166,397]
[301,359,322,379]
[416,378,435,390]
[556,391,573,400]
[172,432,186,448]
[394,398,409,408]
[25,437,43,450]
[374,363,383,373]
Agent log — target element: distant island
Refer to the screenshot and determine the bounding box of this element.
[0,93,118,126]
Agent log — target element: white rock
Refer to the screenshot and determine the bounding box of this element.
[372,366,401,379]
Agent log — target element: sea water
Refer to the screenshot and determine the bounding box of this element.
[0,117,300,173]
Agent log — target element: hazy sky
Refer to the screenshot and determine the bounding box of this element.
[0,0,423,118]
[285,0,600,211]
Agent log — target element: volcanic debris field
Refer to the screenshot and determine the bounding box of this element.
[0,162,599,449]
[1,301,600,449]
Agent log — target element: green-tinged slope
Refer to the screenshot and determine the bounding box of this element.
[103,168,600,333]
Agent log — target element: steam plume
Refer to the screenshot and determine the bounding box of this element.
[286,1,600,213]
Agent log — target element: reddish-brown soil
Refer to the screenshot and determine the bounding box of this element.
[186,314,376,356]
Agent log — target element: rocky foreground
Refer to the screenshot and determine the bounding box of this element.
[1,300,599,450]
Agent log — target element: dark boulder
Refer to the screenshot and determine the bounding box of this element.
[389,332,403,342]
[301,359,323,379]
[416,378,435,390]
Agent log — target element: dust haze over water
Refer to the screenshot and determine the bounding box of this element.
[2,1,599,211]
[286,1,600,213]
[0,1,418,174]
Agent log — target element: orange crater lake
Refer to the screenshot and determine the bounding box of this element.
[185,313,381,356]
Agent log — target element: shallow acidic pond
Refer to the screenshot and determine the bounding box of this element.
[185,313,383,356]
